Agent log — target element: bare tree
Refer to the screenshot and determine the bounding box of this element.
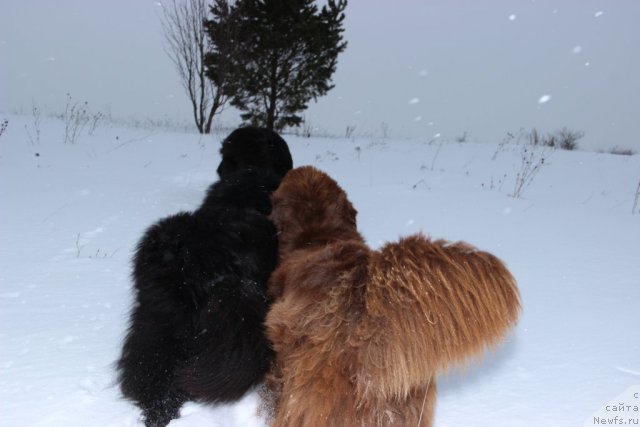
[161,0,227,134]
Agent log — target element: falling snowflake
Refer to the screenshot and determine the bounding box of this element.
[594,11,604,18]
[408,98,420,105]
[509,14,517,21]
[572,46,583,54]
[538,94,552,104]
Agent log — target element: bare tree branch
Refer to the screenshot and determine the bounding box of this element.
[160,0,227,134]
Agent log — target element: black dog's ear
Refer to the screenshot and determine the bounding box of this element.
[216,149,237,178]
[267,133,293,177]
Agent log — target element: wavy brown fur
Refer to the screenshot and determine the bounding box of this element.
[264,166,520,427]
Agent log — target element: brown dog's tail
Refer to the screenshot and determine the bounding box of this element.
[356,233,520,402]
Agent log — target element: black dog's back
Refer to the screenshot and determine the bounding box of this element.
[118,169,281,426]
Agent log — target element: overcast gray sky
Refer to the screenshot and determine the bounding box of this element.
[2,0,639,150]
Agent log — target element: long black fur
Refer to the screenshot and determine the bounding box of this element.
[117,127,292,426]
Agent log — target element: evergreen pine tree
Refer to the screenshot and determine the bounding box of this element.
[205,0,347,130]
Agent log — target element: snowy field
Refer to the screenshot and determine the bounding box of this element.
[1,115,638,426]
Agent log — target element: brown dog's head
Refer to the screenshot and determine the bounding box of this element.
[270,166,359,256]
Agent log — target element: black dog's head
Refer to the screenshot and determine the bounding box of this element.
[217,127,293,179]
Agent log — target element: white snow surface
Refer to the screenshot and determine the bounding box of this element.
[1,115,639,426]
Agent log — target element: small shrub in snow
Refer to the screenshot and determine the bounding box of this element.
[555,127,583,151]
[115,115,192,132]
[633,179,640,215]
[412,178,430,190]
[24,104,42,146]
[380,122,390,140]
[511,144,553,199]
[345,125,356,139]
[0,119,8,139]
[75,233,85,258]
[609,146,636,156]
[429,138,445,171]
[302,122,313,138]
[482,173,508,192]
[294,118,314,138]
[492,128,583,198]
[315,150,339,162]
[455,131,468,143]
[527,128,543,146]
[63,93,91,144]
[523,127,583,151]
[88,112,104,136]
[492,131,516,160]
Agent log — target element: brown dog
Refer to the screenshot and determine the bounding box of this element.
[264,166,520,427]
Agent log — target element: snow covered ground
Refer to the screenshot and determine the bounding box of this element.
[1,115,638,426]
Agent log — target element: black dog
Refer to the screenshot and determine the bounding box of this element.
[117,128,293,426]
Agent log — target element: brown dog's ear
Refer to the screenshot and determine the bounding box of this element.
[337,191,357,228]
